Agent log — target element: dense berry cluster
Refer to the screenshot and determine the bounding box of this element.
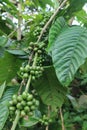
[19,64,44,80]
[28,42,46,54]
[9,92,39,117]
[39,115,52,126]
[33,12,52,40]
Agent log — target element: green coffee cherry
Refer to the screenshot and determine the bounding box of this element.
[12,95,17,100]
[9,101,13,105]
[30,70,35,75]
[21,100,26,106]
[16,103,22,110]
[23,73,28,78]
[15,110,20,115]
[27,94,33,101]
[44,122,49,126]
[36,66,41,70]
[35,100,39,107]
[21,110,26,117]
[38,50,42,54]
[28,46,33,50]
[9,111,14,115]
[17,95,23,102]
[49,119,52,123]
[34,47,38,51]
[20,67,24,72]
[25,65,30,72]
[9,107,15,111]
[22,92,28,99]
[27,101,33,106]
[12,99,17,105]
[29,112,33,116]
[32,76,36,81]
[30,105,36,110]
[24,106,30,112]
[29,42,34,46]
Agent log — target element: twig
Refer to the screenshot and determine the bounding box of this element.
[7,20,32,39]
[28,51,34,64]
[25,53,38,92]
[17,2,22,41]
[7,28,17,38]
[11,111,20,130]
[68,17,74,26]
[18,79,25,95]
[37,0,67,42]
[45,106,51,130]
[59,108,65,130]
[46,126,49,130]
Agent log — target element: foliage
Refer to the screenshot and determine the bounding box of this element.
[0,0,87,130]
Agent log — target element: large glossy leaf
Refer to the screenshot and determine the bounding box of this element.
[0,86,19,130]
[20,117,39,127]
[33,67,67,108]
[0,36,8,47]
[51,24,87,86]
[7,49,26,56]
[65,0,87,18]
[0,47,4,58]
[2,0,17,11]
[75,10,87,26]
[0,82,6,99]
[0,104,9,130]
[0,52,22,85]
[48,17,67,51]
[0,86,19,105]
[0,17,12,35]
[33,0,54,8]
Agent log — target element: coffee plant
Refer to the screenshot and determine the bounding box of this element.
[1,0,87,130]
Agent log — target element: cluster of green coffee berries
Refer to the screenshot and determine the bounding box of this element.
[19,64,44,80]
[28,42,46,54]
[33,12,52,38]
[9,92,39,117]
[39,115,52,126]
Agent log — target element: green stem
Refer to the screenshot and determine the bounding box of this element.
[46,126,49,130]
[25,75,32,92]
[25,53,38,92]
[11,111,20,130]
[32,53,38,67]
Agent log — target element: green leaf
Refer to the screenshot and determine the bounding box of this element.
[3,0,17,11]
[0,104,9,130]
[75,10,87,26]
[33,0,54,8]
[6,49,26,56]
[33,67,67,108]
[0,17,12,35]
[20,117,39,127]
[0,86,19,105]
[67,95,79,110]
[49,123,60,130]
[0,47,4,58]
[0,82,6,99]
[0,52,22,85]
[78,95,87,109]
[0,86,19,130]
[48,17,67,51]
[68,0,87,13]
[82,121,87,130]
[0,36,8,47]
[52,25,87,86]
